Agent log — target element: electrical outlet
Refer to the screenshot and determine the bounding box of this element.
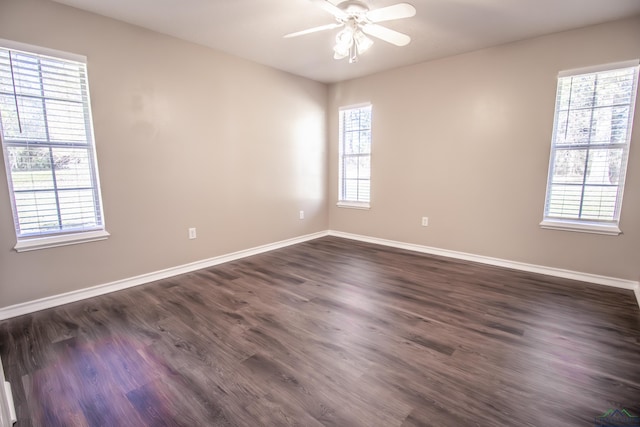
[188,227,197,239]
[421,217,429,227]
[299,210,305,220]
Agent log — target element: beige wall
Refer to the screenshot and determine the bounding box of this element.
[329,16,640,281]
[0,0,328,307]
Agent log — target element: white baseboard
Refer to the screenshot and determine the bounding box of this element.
[0,231,328,321]
[0,358,16,426]
[328,230,640,297]
[1,228,638,320]
[2,382,15,426]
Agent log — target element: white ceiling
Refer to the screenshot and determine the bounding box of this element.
[51,0,640,83]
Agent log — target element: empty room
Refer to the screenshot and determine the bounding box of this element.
[0,0,639,425]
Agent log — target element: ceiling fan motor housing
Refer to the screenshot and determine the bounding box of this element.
[337,1,370,21]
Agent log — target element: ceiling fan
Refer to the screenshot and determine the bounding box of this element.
[284,0,416,63]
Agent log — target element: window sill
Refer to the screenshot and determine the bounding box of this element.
[14,230,110,252]
[337,201,370,210]
[539,220,621,236]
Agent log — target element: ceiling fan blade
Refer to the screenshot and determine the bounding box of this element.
[366,3,416,23]
[311,0,349,20]
[361,24,411,46]
[284,22,344,38]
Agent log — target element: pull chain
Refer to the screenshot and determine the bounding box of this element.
[8,51,23,133]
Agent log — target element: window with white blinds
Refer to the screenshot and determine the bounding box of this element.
[0,40,107,250]
[541,60,639,235]
[338,104,372,209]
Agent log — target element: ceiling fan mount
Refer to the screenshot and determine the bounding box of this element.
[284,0,416,63]
[337,1,369,17]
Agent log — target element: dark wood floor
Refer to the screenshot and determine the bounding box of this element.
[1,236,639,426]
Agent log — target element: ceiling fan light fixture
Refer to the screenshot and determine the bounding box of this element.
[334,24,373,62]
[333,41,351,59]
[334,26,354,60]
[335,27,354,48]
[333,47,349,59]
[354,30,373,54]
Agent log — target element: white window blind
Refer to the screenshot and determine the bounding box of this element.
[542,61,639,235]
[338,104,371,208]
[0,42,106,244]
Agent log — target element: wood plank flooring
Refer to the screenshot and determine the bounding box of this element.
[1,236,639,426]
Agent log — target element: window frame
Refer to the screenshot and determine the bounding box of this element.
[0,39,108,252]
[337,103,372,210]
[541,60,639,236]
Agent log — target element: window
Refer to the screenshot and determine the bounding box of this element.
[338,103,372,209]
[0,40,107,251]
[541,60,639,235]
